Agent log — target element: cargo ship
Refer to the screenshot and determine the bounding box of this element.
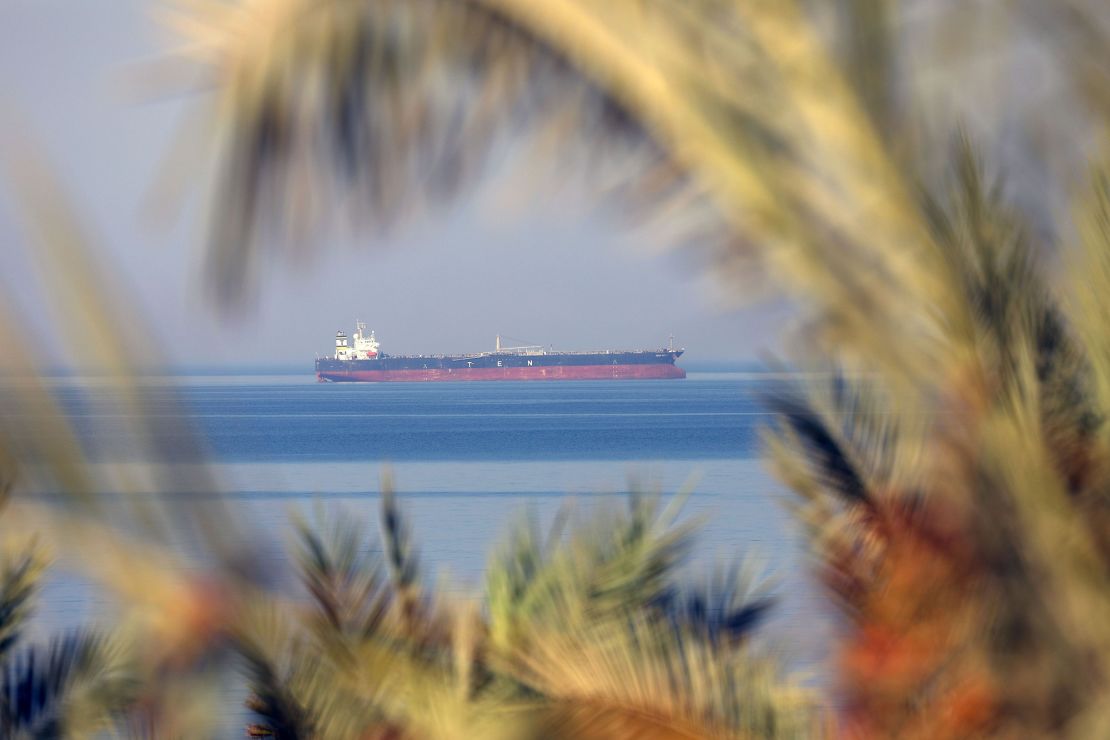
[315,322,685,382]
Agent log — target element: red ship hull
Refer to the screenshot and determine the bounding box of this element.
[317,364,686,383]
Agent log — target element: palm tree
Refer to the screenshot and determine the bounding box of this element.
[238,484,812,739]
[0,536,136,736]
[1,133,812,736]
[159,0,1110,737]
[766,138,1110,737]
[2,0,1109,736]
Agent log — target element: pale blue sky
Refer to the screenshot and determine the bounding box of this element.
[0,0,791,369]
[2,2,1081,370]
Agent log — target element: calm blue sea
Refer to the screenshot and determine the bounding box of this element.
[30,372,829,730]
[64,372,768,462]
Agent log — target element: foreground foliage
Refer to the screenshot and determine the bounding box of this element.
[163,2,1110,734]
[238,489,810,739]
[767,142,1110,738]
[3,0,1110,737]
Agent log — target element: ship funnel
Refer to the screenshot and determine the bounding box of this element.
[496,334,501,352]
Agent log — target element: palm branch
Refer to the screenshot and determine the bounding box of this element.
[0,126,277,735]
[292,511,390,640]
[0,631,135,738]
[483,492,811,738]
[0,549,45,668]
[245,485,812,739]
[0,0,1098,736]
[165,0,996,410]
[762,134,1110,736]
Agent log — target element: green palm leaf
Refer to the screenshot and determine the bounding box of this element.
[0,548,45,668]
[0,631,135,738]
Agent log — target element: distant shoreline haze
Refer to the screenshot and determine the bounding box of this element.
[32,361,773,378]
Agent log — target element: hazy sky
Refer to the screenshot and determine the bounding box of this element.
[0,0,794,370]
[4,2,1073,370]
[0,0,799,370]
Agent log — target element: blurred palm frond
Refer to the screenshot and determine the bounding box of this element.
[0,548,45,668]
[167,0,995,412]
[0,125,273,734]
[292,511,390,640]
[765,140,1110,736]
[236,488,814,739]
[0,631,136,738]
[4,0,1110,736]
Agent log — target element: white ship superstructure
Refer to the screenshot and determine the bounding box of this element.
[333,321,380,360]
